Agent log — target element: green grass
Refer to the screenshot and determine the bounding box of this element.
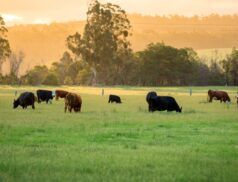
[0,86,238,182]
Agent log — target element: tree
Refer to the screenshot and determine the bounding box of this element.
[7,51,24,84]
[23,65,48,85]
[51,51,73,84]
[9,51,24,75]
[43,73,59,85]
[228,49,238,85]
[138,43,196,86]
[64,76,73,85]
[209,60,224,85]
[221,48,238,85]
[0,16,11,74]
[67,0,132,84]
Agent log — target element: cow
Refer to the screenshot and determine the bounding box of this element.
[236,92,238,108]
[64,92,82,113]
[147,95,182,113]
[13,92,36,109]
[36,89,54,104]
[146,91,157,112]
[55,90,69,100]
[208,90,231,103]
[108,94,122,103]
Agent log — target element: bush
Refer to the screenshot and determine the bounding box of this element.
[64,76,73,85]
[75,69,92,85]
[43,73,59,85]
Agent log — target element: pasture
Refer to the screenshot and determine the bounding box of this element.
[0,85,238,182]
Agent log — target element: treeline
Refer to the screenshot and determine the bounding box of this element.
[1,43,238,86]
[6,14,238,72]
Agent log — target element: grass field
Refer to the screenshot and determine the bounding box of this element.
[0,85,238,182]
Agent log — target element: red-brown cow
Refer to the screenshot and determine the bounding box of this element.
[55,90,69,100]
[64,93,82,113]
[208,90,231,103]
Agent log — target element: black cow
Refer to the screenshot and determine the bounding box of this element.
[36,90,54,104]
[146,91,157,111]
[13,92,36,109]
[108,94,122,103]
[147,95,182,113]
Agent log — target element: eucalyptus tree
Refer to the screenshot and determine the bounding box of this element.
[0,16,11,74]
[67,0,132,84]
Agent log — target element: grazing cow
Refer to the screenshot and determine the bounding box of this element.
[236,92,238,108]
[36,89,54,104]
[13,92,36,109]
[147,95,182,113]
[146,91,157,112]
[65,93,82,113]
[208,90,230,103]
[108,94,122,103]
[55,90,69,100]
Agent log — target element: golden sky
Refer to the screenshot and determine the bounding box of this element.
[1,0,238,25]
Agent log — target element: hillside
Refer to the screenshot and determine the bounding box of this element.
[6,14,238,74]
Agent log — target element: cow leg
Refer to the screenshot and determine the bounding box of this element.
[148,105,152,112]
[32,104,35,109]
[210,96,213,102]
[69,107,72,113]
[64,103,67,113]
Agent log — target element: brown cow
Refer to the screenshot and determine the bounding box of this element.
[208,90,231,103]
[64,93,82,113]
[55,90,69,100]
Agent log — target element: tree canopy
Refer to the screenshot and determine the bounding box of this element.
[67,0,132,84]
[0,16,11,74]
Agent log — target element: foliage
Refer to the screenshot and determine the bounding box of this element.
[23,65,48,85]
[51,51,73,84]
[221,48,238,85]
[43,72,59,85]
[3,7,237,86]
[0,16,11,73]
[9,51,24,77]
[75,68,93,85]
[67,0,132,84]
[64,76,73,85]
[138,43,196,86]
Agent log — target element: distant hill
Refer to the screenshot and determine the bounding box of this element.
[6,14,238,74]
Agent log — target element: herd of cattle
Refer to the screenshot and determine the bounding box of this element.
[13,89,235,113]
[13,90,82,113]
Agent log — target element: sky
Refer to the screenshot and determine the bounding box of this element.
[1,0,238,25]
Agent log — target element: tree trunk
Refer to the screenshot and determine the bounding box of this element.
[91,67,97,85]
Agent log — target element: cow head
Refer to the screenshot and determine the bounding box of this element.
[177,107,182,113]
[13,99,19,109]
